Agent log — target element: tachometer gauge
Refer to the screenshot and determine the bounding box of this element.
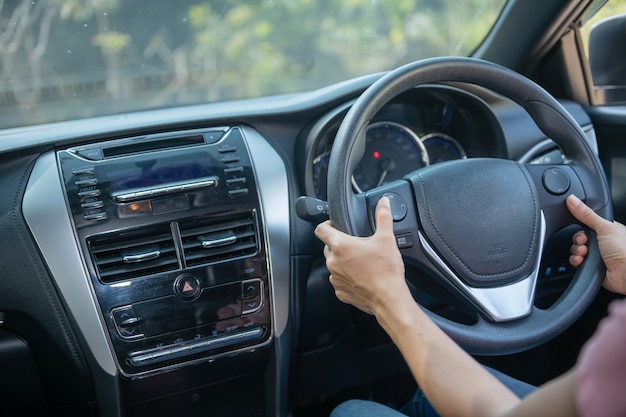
[421,132,466,164]
[352,122,429,193]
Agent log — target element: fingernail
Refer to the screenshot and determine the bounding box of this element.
[380,196,390,208]
[568,194,581,206]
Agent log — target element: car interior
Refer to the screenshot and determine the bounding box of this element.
[0,0,625,416]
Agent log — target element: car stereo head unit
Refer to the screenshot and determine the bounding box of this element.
[57,127,272,376]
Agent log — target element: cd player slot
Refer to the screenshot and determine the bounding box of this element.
[112,176,219,203]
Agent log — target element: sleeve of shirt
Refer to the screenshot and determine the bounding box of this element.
[576,297,626,417]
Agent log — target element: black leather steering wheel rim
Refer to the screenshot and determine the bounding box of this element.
[327,56,612,355]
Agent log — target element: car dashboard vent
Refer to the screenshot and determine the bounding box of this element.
[89,225,179,283]
[179,213,258,268]
[88,212,258,283]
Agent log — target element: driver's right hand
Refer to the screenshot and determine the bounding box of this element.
[567,194,626,295]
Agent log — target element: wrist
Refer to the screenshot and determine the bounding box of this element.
[373,287,423,338]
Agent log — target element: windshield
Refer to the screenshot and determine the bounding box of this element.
[0,0,507,129]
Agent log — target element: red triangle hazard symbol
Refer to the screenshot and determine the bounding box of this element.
[182,281,194,293]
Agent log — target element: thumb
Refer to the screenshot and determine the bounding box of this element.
[566,194,611,232]
[374,196,395,236]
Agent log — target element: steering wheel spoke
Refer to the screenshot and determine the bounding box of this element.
[418,212,545,322]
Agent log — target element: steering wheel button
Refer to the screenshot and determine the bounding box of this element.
[542,168,571,195]
[382,192,407,221]
[395,233,414,249]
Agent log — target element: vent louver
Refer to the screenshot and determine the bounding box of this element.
[180,213,258,268]
[89,225,179,283]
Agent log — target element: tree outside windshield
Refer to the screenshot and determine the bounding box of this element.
[0,0,506,128]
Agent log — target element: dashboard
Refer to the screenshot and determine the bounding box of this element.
[0,77,597,416]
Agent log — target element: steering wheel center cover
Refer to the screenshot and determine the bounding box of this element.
[412,159,540,287]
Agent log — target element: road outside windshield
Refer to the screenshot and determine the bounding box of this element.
[0,0,506,128]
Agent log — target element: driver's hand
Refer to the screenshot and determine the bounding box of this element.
[314,197,409,316]
[567,194,626,295]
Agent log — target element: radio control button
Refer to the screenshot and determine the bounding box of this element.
[84,212,108,221]
[204,130,224,143]
[78,189,101,198]
[81,201,104,209]
[72,167,95,175]
[224,167,244,176]
[111,306,144,339]
[220,156,241,164]
[218,145,238,153]
[75,178,98,187]
[228,188,248,198]
[226,177,247,186]
[242,279,263,314]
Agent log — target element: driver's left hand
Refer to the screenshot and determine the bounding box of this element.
[314,197,410,316]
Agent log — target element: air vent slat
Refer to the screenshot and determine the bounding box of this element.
[90,232,172,253]
[89,226,178,283]
[179,213,258,268]
[179,218,254,238]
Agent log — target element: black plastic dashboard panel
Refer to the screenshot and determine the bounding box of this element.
[56,127,273,376]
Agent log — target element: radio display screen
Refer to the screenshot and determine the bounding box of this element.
[106,153,217,194]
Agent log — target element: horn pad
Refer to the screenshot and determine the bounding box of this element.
[411,159,541,287]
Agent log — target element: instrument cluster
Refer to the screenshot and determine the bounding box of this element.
[302,85,501,201]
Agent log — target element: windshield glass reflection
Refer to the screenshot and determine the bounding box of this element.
[0,0,506,128]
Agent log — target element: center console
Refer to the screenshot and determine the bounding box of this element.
[57,126,272,376]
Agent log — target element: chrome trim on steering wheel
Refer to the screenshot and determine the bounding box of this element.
[418,212,546,322]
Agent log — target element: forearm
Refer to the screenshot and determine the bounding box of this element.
[374,291,520,417]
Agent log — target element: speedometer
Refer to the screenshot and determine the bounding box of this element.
[352,122,429,193]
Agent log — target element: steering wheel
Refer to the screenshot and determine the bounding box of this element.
[327,57,612,355]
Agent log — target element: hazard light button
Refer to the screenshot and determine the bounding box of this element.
[173,274,202,301]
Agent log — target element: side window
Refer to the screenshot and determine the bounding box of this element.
[581,0,626,104]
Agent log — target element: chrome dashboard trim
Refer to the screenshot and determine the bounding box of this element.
[23,151,122,417]
[241,126,291,417]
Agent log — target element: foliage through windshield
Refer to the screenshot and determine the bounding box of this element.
[0,0,507,128]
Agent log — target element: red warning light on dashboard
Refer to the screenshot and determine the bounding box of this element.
[373,151,380,159]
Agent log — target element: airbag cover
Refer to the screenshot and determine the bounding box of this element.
[411,159,540,287]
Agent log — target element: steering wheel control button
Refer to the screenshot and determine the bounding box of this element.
[395,233,414,249]
[542,168,571,195]
[174,274,202,301]
[382,192,407,221]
